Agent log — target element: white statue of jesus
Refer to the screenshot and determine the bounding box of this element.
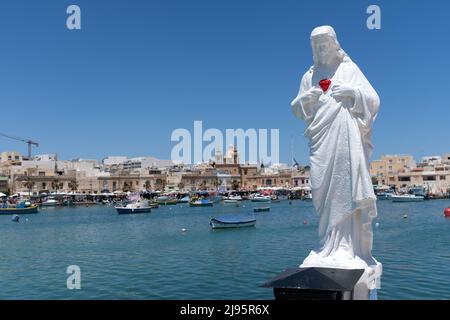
[291,26,382,289]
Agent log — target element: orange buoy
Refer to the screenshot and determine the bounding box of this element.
[444,208,450,217]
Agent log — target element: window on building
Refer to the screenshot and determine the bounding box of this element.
[398,177,411,182]
[38,172,45,176]
[440,176,446,180]
[423,176,436,181]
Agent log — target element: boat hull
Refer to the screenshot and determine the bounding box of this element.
[40,202,58,207]
[391,196,424,202]
[210,218,256,229]
[251,199,271,203]
[115,207,152,214]
[190,203,213,207]
[254,207,270,212]
[0,205,39,215]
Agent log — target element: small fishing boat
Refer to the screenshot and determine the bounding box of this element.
[115,199,152,214]
[223,199,238,204]
[251,194,271,202]
[0,204,39,215]
[178,196,190,203]
[210,214,256,229]
[11,214,20,222]
[377,192,394,200]
[391,194,424,202]
[190,199,213,207]
[254,207,270,212]
[41,198,58,207]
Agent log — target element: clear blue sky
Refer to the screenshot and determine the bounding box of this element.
[0,0,448,164]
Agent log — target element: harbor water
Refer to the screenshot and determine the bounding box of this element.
[1,199,450,299]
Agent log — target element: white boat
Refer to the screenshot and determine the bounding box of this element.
[391,194,424,202]
[303,193,313,201]
[41,199,58,207]
[223,199,238,204]
[224,195,242,201]
[251,194,271,202]
[178,196,190,203]
[377,192,394,200]
[115,199,152,214]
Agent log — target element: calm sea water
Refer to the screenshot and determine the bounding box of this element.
[1,199,450,300]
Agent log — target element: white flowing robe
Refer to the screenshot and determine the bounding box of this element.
[292,58,380,265]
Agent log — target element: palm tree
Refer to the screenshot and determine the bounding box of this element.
[213,179,220,191]
[123,181,131,193]
[68,180,78,192]
[231,180,240,191]
[51,179,60,193]
[23,177,35,197]
[144,180,152,192]
[155,179,166,192]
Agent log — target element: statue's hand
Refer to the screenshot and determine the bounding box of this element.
[330,84,355,99]
[301,87,322,105]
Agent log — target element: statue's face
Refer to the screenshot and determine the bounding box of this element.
[312,35,336,65]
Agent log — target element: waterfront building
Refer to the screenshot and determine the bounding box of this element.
[0,176,8,193]
[370,155,416,186]
[0,151,22,164]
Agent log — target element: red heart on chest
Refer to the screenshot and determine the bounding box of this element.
[319,79,331,92]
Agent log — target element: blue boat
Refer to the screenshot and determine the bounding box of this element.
[210,214,256,229]
[0,203,38,215]
[116,207,152,214]
[190,199,213,207]
[115,199,152,214]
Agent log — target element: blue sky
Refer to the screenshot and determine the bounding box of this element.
[0,0,448,164]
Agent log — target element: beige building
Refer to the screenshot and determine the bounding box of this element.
[98,169,167,193]
[370,155,416,186]
[0,151,23,165]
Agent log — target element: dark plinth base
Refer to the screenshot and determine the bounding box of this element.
[274,288,352,300]
[261,267,365,301]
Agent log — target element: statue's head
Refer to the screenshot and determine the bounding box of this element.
[310,26,347,66]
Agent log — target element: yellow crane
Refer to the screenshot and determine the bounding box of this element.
[0,133,39,158]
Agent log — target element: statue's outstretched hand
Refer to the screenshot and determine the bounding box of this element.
[301,87,322,105]
[330,84,355,99]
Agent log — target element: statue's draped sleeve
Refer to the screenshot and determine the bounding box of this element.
[291,69,314,123]
[341,62,380,161]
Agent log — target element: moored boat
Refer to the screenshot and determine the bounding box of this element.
[41,198,58,207]
[210,214,256,229]
[190,199,213,207]
[391,194,424,202]
[377,192,394,200]
[0,204,39,215]
[223,199,238,204]
[115,199,152,214]
[254,207,270,212]
[250,194,271,202]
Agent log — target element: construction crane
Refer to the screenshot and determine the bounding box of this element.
[0,133,39,158]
